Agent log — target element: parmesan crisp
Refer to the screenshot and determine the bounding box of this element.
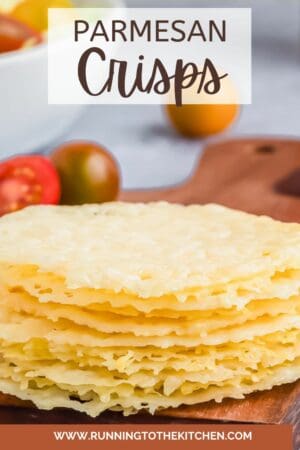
[0,202,299,416]
[0,202,300,295]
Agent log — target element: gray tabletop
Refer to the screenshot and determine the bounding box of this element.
[62,0,300,189]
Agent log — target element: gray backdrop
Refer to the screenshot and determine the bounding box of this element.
[62,0,300,189]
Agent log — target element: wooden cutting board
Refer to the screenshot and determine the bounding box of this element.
[121,137,300,222]
[122,137,300,432]
[0,138,299,439]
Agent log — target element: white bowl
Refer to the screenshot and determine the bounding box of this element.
[0,0,123,157]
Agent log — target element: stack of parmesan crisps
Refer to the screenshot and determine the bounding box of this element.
[0,202,300,417]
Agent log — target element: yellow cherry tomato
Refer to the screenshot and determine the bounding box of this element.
[11,0,73,32]
[166,103,240,138]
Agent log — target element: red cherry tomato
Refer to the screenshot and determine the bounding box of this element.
[0,155,61,216]
[0,13,42,54]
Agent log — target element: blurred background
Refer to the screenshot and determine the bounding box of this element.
[0,0,299,190]
[55,0,300,189]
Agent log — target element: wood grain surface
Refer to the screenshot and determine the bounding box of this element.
[1,138,300,442]
[121,138,300,222]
